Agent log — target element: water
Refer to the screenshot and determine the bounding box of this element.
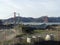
[22,22,60,25]
[4,22,60,25]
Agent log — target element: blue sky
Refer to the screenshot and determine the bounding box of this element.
[0,0,60,19]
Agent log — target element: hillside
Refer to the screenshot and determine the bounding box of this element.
[2,16,60,24]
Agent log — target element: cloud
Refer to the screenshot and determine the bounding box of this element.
[0,0,60,19]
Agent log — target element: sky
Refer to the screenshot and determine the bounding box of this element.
[0,0,60,19]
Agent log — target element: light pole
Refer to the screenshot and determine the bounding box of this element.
[18,13,20,25]
[17,13,22,34]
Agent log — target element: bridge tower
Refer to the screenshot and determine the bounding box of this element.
[14,12,16,25]
[43,16,48,23]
